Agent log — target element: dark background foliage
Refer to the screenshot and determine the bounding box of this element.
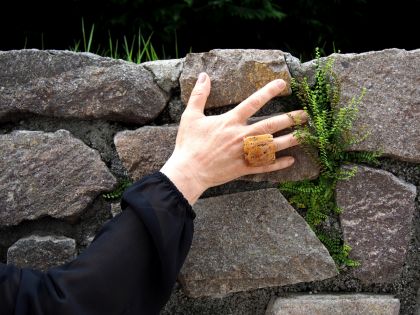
[2,0,419,60]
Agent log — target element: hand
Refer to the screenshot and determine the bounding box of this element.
[160,72,307,205]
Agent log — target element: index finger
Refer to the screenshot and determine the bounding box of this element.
[229,79,287,122]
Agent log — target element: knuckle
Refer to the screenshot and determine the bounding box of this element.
[190,90,205,97]
[226,110,241,123]
[180,112,190,122]
[263,118,277,134]
[247,96,261,111]
[180,109,195,120]
[274,139,282,151]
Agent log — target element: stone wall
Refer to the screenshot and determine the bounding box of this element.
[0,48,419,315]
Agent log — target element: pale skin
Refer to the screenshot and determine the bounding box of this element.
[160,72,308,205]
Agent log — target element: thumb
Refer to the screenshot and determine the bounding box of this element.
[187,72,211,113]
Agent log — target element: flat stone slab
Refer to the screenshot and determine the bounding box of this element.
[0,49,169,124]
[180,49,292,108]
[7,235,77,272]
[266,294,400,315]
[293,49,420,162]
[179,189,338,297]
[336,165,417,284]
[0,130,116,226]
[114,126,319,183]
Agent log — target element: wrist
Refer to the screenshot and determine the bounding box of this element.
[160,155,207,205]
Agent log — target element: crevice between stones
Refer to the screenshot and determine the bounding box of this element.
[0,195,114,263]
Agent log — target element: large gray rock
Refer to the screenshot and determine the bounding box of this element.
[180,49,292,108]
[114,126,177,180]
[114,125,319,183]
[0,49,169,124]
[7,235,77,272]
[179,189,338,297]
[336,165,417,284]
[265,294,400,315]
[142,58,184,93]
[293,49,420,162]
[0,130,116,226]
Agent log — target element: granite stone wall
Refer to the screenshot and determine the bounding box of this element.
[0,48,419,314]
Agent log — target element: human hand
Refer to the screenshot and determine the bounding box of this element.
[160,72,307,205]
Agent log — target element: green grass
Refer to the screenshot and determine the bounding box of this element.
[69,18,185,63]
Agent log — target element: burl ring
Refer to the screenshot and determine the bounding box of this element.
[243,134,276,167]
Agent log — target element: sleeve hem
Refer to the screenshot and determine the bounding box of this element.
[155,171,197,220]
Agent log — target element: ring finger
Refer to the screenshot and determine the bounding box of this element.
[273,132,299,152]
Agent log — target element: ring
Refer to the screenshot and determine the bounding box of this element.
[243,134,276,167]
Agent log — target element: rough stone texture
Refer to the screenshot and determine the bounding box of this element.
[179,189,338,298]
[168,93,299,125]
[292,49,420,162]
[180,49,292,108]
[142,58,184,93]
[416,288,420,315]
[110,202,122,217]
[0,49,169,124]
[167,96,185,123]
[284,52,316,86]
[0,116,124,169]
[114,125,319,183]
[336,165,417,284]
[0,130,116,226]
[284,52,304,80]
[265,294,400,315]
[114,126,177,180]
[7,235,76,272]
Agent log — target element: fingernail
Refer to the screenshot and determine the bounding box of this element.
[287,156,295,165]
[275,79,286,89]
[198,72,206,83]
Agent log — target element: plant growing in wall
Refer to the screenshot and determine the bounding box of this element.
[280,48,381,269]
[103,179,133,201]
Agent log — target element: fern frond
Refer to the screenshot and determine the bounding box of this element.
[278,48,382,269]
[341,151,382,165]
[103,179,132,201]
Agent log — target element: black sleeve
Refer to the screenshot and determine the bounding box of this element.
[0,172,195,315]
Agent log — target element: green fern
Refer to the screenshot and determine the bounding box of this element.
[103,179,132,201]
[280,48,381,270]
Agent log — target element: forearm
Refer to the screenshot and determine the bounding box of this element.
[160,154,207,205]
[1,172,195,315]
